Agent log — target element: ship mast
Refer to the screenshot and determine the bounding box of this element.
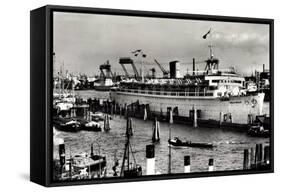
[120,117,138,177]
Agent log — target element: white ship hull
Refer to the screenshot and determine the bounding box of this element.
[110,91,264,124]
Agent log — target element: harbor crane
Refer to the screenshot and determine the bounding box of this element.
[119,57,140,79]
[99,60,114,80]
[154,59,169,78]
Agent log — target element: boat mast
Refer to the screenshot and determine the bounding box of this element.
[120,117,132,176]
[168,126,171,174]
[168,110,172,174]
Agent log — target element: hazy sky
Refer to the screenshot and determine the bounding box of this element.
[54,12,270,76]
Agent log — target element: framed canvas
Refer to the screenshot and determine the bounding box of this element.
[30,5,274,187]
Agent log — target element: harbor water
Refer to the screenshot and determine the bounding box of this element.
[53,90,270,176]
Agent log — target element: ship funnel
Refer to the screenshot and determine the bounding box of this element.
[169,61,181,78]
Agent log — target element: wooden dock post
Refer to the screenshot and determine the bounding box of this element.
[70,108,74,118]
[184,156,191,173]
[104,114,110,132]
[111,104,114,116]
[264,146,270,165]
[250,147,255,167]
[119,104,122,118]
[219,112,223,127]
[254,143,263,168]
[243,149,249,170]
[169,109,173,124]
[254,144,259,166]
[146,144,155,175]
[126,117,133,136]
[144,105,147,121]
[124,104,127,118]
[208,159,214,171]
[259,143,263,165]
[90,143,94,157]
[193,107,197,128]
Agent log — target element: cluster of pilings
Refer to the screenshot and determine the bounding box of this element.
[243,143,271,170]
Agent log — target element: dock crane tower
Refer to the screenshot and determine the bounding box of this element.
[154,59,169,78]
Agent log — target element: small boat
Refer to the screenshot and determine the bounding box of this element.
[53,117,81,132]
[84,121,102,132]
[248,125,269,137]
[168,137,213,149]
[72,153,107,174]
[91,112,105,121]
[77,118,102,132]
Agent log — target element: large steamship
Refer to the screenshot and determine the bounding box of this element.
[110,46,264,125]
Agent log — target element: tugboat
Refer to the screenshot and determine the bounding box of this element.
[168,137,213,149]
[248,124,269,137]
[120,117,142,178]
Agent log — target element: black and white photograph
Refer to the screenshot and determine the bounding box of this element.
[51,10,272,182]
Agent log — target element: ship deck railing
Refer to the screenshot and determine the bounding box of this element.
[116,88,214,97]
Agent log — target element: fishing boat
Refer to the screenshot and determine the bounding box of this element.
[120,117,142,178]
[168,137,213,149]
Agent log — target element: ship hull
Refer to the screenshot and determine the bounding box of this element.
[110,91,264,125]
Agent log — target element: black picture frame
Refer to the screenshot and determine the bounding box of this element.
[30,4,274,187]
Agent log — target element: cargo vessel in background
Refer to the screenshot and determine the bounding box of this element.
[110,46,265,126]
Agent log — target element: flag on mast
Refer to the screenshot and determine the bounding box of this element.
[203,28,211,39]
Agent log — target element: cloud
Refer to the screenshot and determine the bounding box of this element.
[54,12,270,76]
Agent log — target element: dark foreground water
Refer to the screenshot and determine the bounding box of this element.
[53,90,270,176]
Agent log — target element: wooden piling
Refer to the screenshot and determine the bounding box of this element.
[91,143,94,157]
[193,107,197,128]
[69,161,72,179]
[169,109,173,124]
[243,149,249,170]
[219,112,223,127]
[124,104,127,118]
[254,144,259,166]
[264,146,270,165]
[144,105,147,121]
[104,114,110,132]
[250,147,255,167]
[119,104,122,117]
[259,143,263,165]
